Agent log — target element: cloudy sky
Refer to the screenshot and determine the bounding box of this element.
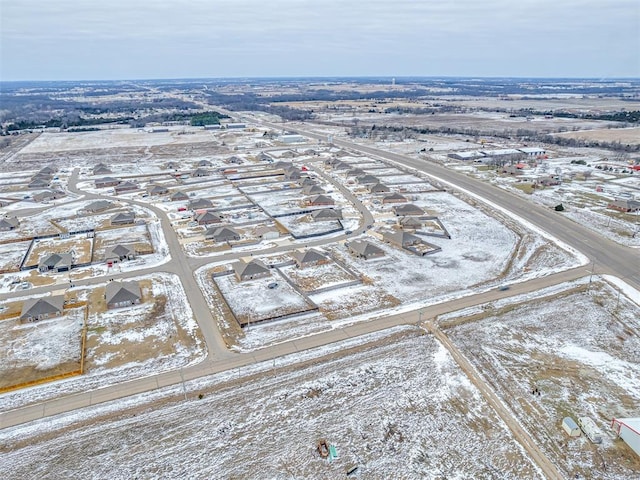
[1,0,638,81]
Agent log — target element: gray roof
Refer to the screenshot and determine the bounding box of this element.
[111,211,135,223]
[39,252,72,269]
[0,216,19,229]
[393,204,425,216]
[105,281,141,305]
[20,295,65,320]
[369,183,390,193]
[192,168,211,176]
[383,193,407,202]
[292,249,327,266]
[85,200,112,212]
[383,230,422,246]
[303,184,325,195]
[348,240,385,258]
[196,211,222,223]
[147,184,168,194]
[308,194,334,205]
[356,175,379,185]
[206,225,240,242]
[104,244,135,260]
[233,259,269,280]
[93,164,112,174]
[188,198,214,210]
[95,176,120,184]
[170,190,189,201]
[311,208,342,221]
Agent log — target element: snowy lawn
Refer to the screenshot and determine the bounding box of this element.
[445,278,640,480]
[280,261,358,293]
[0,241,30,271]
[0,326,541,480]
[214,273,314,325]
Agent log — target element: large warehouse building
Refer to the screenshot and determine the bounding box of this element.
[612,418,640,457]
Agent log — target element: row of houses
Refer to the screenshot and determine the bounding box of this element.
[19,281,142,322]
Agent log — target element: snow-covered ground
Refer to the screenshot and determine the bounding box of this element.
[445,277,640,479]
[0,326,541,479]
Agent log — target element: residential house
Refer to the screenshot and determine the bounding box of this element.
[356,175,379,185]
[166,161,180,170]
[195,211,222,226]
[28,178,50,189]
[369,183,390,194]
[38,252,72,272]
[382,193,407,204]
[197,159,213,167]
[398,216,423,231]
[92,163,112,175]
[188,198,213,210]
[95,177,120,188]
[33,189,66,202]
[311,208,342,222]
[84,200,113,213]
[146,184,169,196]
[105,281,142,309]
[114,181,139,194]
[255,226,280,240]
[307,194,335,206]
[382,230,423,247]
[205,226,241,243]
[292,249,329,268]
[608,199,640,212]
[347,240,385,260]
[103,244,136,263]
[393,204,425,216]
[232,259,271,282]
[192,168,211,177]
[37,166,56,175]
[110,211,135,226]
[303,184,325,195]
[0,216,19,231]
[170,190,189,202]
[20,295,64,323]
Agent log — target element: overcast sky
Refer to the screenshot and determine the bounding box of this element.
[1,0,638,81]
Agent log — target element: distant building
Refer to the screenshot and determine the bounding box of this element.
[195,211,222,226]
[393,204,425,216]
[356,174,379,185]
[92,163,112,175]
[518,147,546,157]
[170,190,189,202]
[95,177,120,189]
[188,198,213,210]
[33,189,66,202]
[192,168,211,177]
[382,193,407,204]
[311,208,342,222]
[114,181,139,194]
[292,249,329,268]
[307,194,335,206]
[608,199,640,212]
[84,200,113,213]
[279,134,306,144]
[103,244,136,263]
[205,225,241,243]
[110,211,135,226]
[146,184,169,196]
[368,183,390,194]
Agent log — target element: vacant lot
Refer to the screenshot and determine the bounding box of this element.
[555,126,640,145]
[445,279,640,479]
[0,327,541,479]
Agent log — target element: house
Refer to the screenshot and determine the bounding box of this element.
[114,181,139,194]
[300,177,316,187]
[28,178,50,189]
[197,159,213,167]
[311,208,342,221]
[292,249,329,268]
[103,244,136,263]
[283,166,301,180]
[95,177,120,188]
[92,163,112,175]
[393,204,425,216]
[205,226,241,243]
[608,199,640,212]
[255,226,280,240]
[166,161,180,170]
[233,259,271,281]
[274,161,293,169]
[398,216,423,231]
[105,281,142,309]
[110,211,135,226]
[195,211,222,225]
[146,184,169,196]
[369,183,390,194]
[347,240,385,260]
[0,216,19,231]
[347,168,365,177]
[228,155,243,164]
[33,189,66,202]
[356,175,379,185]
[257,152,273,162]
[562,417,581,437]
[382,230,423,248]
[382,193,407,204]
[192,168,211,177]
[303,184,325,195]
[38,166,56,175]
[611,418,640,458]
[84,200,113,213]
[20,295,65,322]
[170,190,190,202]
[188,198,213,210]
[38,252,72,272]
[307,194,335,206]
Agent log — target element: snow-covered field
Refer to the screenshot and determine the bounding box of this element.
[445,278,640,479]
[0,241,30,271]
[0,326,541,479]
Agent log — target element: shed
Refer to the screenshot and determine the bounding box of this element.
[612,418,640,458]
[562,417,581,437]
